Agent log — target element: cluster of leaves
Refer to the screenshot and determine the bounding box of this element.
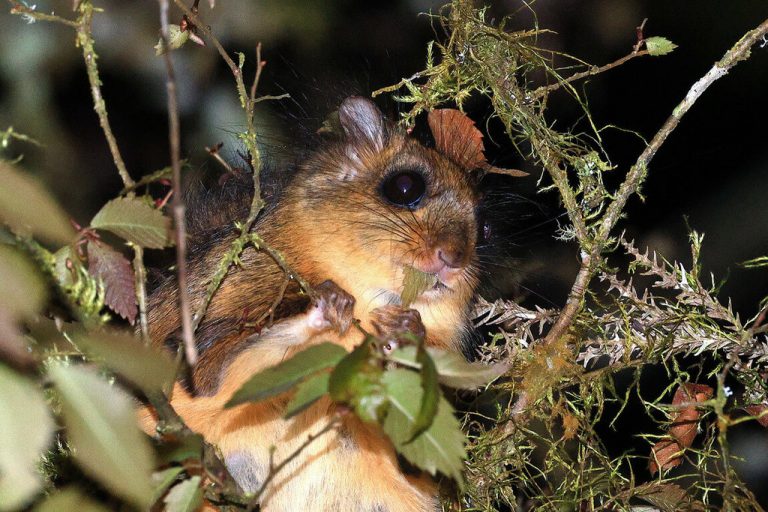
[0,162,196,510]
[227,335,507,485]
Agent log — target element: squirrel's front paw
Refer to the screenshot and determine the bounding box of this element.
[306,280,355,334]
[370,305,426,353]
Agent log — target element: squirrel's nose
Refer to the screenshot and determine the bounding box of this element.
[436,246,465,269]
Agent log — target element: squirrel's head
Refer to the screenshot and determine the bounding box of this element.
[287,97,482,318]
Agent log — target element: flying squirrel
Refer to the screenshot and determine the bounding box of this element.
[142,97,487,511]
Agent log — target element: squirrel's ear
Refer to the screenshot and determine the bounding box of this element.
[338,96,386,151]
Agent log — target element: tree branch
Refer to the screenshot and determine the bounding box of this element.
[159,0,197,366]
[542,16,768,346]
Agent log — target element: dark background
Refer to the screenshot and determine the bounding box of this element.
[1,0,766,505]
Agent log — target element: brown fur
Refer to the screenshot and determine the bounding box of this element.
[144,97,481,511]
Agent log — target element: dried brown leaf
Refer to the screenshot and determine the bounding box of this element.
[427,109,528,179]
[649,383,712,474]
[630,482,706,511]
[744,404,768,428]
[428,109,485,170]
[649,438,682,475]
[669,383,712,447]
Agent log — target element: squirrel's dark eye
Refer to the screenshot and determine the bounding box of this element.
[381,170,426,208]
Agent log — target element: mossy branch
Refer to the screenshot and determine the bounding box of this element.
[8,1,134,189]
[379,1,768,351]
[547,15,768,346]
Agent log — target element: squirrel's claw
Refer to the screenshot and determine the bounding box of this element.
[307,280,356,334]
[370,305,426,353]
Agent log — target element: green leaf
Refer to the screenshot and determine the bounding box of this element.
[328,337,371,402]
[49,363,155,509]
[329,336,388,423]
[400,266,437,307]
[406,346,439,443]
[0,365,54,511]
[645,36,677,56]
[226,342,348,407]
[381,369,465,484]
[154,24,190,55]
[389,346,509,389]
[0,161,75,244]
[0,245,46,365]
[285,371,330,418]
[0,244,46,317]
[151,467,184,504]
[33,487,111,512]
[163,476,203,512]
[71,330,176,395]
[90,197,172,249]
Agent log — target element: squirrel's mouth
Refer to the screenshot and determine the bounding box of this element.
[415,278,452,303]
[421,273,452,295]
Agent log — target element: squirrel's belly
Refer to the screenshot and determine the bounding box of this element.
[168,326,439,512]
[217,398,438,512]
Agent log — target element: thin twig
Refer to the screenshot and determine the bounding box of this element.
[119,163,178,194]
[8,1,78,27]
[249,42,265,105]
[132,245,150,343]
[247,274,290,329]
[172,0,278,228]
[8,1,134,188]
[542,253,593,345]
[1,126,45,148]
[249,233,312,294]
[531,49,650,100]
[247,417,341,511]
[542,17,768,346]
[76,2,134,189]
[206,144,234,173]
[159,0,197,366]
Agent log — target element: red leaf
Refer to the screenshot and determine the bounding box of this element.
[428,109,528,178]
[649,438,682,475]
[428,109,486,170]
[649,383,713,475]
[87,241,137,324]
[744,404,768,427]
